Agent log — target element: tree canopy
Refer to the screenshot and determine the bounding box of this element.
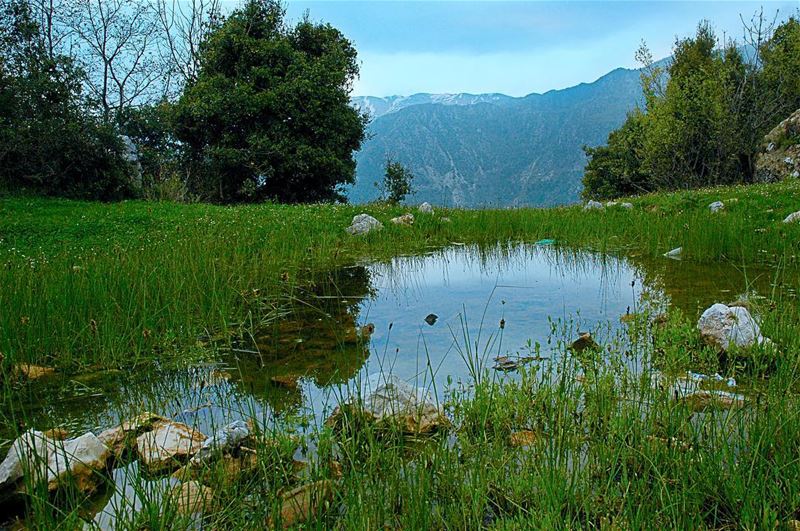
[173,0,367,203]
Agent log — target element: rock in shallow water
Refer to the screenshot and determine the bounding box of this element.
[0,430,110,494]
[697,303,769,352]
[345,214,382,235]
[136,421,207,474]
[326,374,448,435]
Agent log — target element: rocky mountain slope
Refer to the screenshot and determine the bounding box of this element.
[348,66,647,207]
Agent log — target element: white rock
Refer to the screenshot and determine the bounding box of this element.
[783,211,800,223]
[191,420,250,464]
[345,214,383,235]
[620,202,633,209]
[0,430,110,493]
[418,202,434,214]
[328,374,447,434]
[136,421,207,473]
[664,247,682,259]
[390,213,414,226]
[697,303,768,351]
[709,201,724,213]
[584,200,604,210]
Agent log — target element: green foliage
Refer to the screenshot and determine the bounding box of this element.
[381,158,415,204]
[583,18,800,200]
[173,0,367,203]
[582,110,648,200]
[0,0,134,200]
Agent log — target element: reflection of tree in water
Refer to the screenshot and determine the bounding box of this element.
[626,254,795,316]
[231,266,375,410]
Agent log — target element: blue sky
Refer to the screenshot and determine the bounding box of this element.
[278,1,798,97]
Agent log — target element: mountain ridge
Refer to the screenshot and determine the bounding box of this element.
[348,64,649,207]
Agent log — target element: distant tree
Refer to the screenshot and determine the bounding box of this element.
[381,158,415,204]
[0,0,133,199]
[173,0,367,203]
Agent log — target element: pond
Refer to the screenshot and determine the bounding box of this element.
[5,243,788,441]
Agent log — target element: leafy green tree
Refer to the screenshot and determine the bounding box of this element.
[759,16,800,126]
[582,110,648,200]
[0,0,133,199]
[381,158,415,204]
[173,0,367,203]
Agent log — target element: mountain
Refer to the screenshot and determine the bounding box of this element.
[351,93,516,119]
[348,66,648,207]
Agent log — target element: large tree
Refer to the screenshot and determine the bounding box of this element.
[173,0,367,203]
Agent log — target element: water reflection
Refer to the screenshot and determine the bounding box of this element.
[4,244,795,441]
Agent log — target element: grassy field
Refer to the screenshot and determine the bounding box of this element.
[2,180,800,529]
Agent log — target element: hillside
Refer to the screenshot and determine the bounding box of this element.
[349,66,647,207]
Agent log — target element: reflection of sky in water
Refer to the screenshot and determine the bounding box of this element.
[353,246,641,392]
[6,245,645,439]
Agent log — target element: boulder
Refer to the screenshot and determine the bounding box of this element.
[168,479,213,516]
[683,390,745,411]
[190,420,250,465]
[326,374,448,435]
[697,303,768,352]
[583,200,604,210]
[14,364,55,381]
[0,430,110,494]
[664,247,682,260]
[136,421,207,474]
[755,108,800,182]
[783,211,800,224]
[97,412,167,459]
[269,480,333,529]
[709,201,724,213]
[418,202,434,214]
[345,214,382,235]
[620,202,633,209]
[390,213,414,225]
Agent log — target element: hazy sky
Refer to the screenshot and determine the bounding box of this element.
[279,1,798,97]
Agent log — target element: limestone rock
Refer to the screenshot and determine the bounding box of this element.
[15,364,55,380]
[190,420,250,464]
[0,430,110,494]
[168,480,213,516]
[345,214,382,236]
[390,213,414,225]
[269,480,333,529]
[327,374,448,435]
[683,390,745,411]
[97,412,167,459]
[584,200,604,210]
[664,247,682,260]
[418,202,434,214]
[783,211,800,224]
[709,201,724,213]
[136,421,207,473]
[697,303,768,352]
[509,430,536,447]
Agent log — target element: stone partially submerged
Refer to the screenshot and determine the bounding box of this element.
[0,430,110,494]
[326,374,448,435]
[345,214,383,235]
[190,420,251,465]
[697,303,769,352]
[97,412,167,460]
[136,421,207,474]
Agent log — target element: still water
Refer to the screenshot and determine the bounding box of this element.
[4,243,787,438]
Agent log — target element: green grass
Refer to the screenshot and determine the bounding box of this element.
[3,180,800,529]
